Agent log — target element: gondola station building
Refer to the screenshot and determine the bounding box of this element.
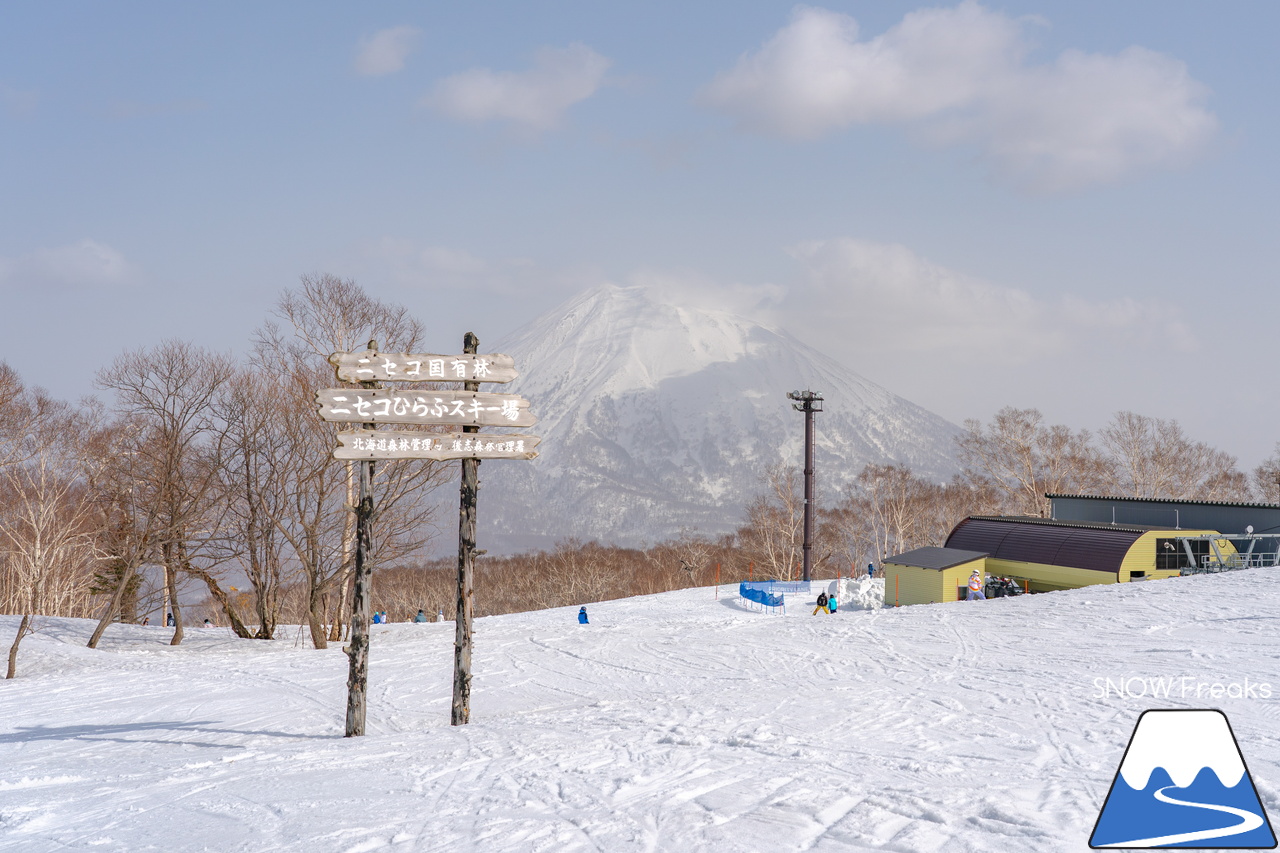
[883,513,1235,607]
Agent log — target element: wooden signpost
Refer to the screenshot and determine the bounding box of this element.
[315,336,538,735]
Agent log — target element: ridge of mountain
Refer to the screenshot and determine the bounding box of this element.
[471,285,962,553]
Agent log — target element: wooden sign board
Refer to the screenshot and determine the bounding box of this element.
[316,389,537,428]
[334,431,540,461]
[329,351,517,384]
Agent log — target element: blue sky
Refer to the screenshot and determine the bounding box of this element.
[3,2,1279,466]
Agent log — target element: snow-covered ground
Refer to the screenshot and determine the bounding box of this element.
[4,570,1280,852]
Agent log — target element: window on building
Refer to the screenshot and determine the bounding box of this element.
[1155,538,1208,571]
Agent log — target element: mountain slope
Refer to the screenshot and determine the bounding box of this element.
[477,285,961,551]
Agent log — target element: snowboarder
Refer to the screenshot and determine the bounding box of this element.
[166,613,174,627]
[141,616,149,626]
[867,563,875,578]
[966,570,986,601]
[812,591,829,615]
[202,618,212,627]
[578,606,589,625]
[827,595,837,614]
[414,609,428,623]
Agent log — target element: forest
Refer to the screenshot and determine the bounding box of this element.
[3,275,1278,673]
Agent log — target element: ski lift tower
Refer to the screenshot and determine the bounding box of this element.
[787,389,823,583]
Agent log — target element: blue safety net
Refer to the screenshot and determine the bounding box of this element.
[739,582,785,609]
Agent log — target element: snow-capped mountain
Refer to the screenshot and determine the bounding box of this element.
[475,284,962,552]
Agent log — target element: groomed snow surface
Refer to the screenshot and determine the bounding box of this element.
[4,570,1280,852]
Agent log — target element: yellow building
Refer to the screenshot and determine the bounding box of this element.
[882,546,989,606]
[944,516,1233,593]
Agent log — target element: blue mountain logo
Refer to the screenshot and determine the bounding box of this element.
[1090,709,1276,848]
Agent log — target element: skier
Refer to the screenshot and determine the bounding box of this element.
[578,606,589,625]
[414,609,428,623]
[867,563,875,578]
[812,590,829,615]
[966,570,986,601]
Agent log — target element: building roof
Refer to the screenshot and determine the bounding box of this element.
[884,546,988,571]
[968,515,1178,534]
[1047,493,1280,511]
[945,516,1156,575]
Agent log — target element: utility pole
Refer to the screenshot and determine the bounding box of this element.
[787,389,823,583]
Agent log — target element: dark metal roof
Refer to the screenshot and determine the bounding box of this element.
[945,516,1151,574]
[1046,493,1280,511]
[968,515,1179,534]
[884,546,988,571]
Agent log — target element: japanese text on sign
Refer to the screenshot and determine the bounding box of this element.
[329,351,517,384]
[332,430,540,461]
[315,389,537,428]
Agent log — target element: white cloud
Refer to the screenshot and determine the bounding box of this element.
[354,25,421,77]
[626,269,785,318]
[701,3,1217,191]
[783,237,1191,364]
[424,43,611,130]
[0,240,134,288]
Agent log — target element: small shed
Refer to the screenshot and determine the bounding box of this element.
[883,546,988,606]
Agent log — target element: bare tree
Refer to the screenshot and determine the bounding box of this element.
[737,463,804,580]
[211,370,289,638]
[1252,443,1280,504]
[94,341,237,646]
[2,442,101,678]
[956,407,1105,516]
[1098,411,1249,500]
[252,275,448,649]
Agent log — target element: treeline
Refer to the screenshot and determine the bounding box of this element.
[746,407,1280,580]
[3,274,1278,664]
[2,276,455,675]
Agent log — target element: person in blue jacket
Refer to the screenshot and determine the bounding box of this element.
[414,609,428,623]
[578,606,589,625]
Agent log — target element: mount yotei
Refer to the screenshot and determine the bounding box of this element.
[473,285,961,552]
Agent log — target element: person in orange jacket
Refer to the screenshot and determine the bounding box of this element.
[966,570,986,600]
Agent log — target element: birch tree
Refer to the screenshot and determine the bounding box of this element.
[3,442,100,678]
[956,407,1105,516]
[1099,411,1249,500]
[737,463,804,580]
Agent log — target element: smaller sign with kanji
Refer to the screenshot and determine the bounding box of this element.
[328,351,517,383]
[334,430,539,461]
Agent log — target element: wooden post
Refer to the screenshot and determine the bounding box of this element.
[345,345,378,737]
[715,563,720,599]
[452,331,480,726]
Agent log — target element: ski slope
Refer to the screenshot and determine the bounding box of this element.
[3,570,1280,852]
